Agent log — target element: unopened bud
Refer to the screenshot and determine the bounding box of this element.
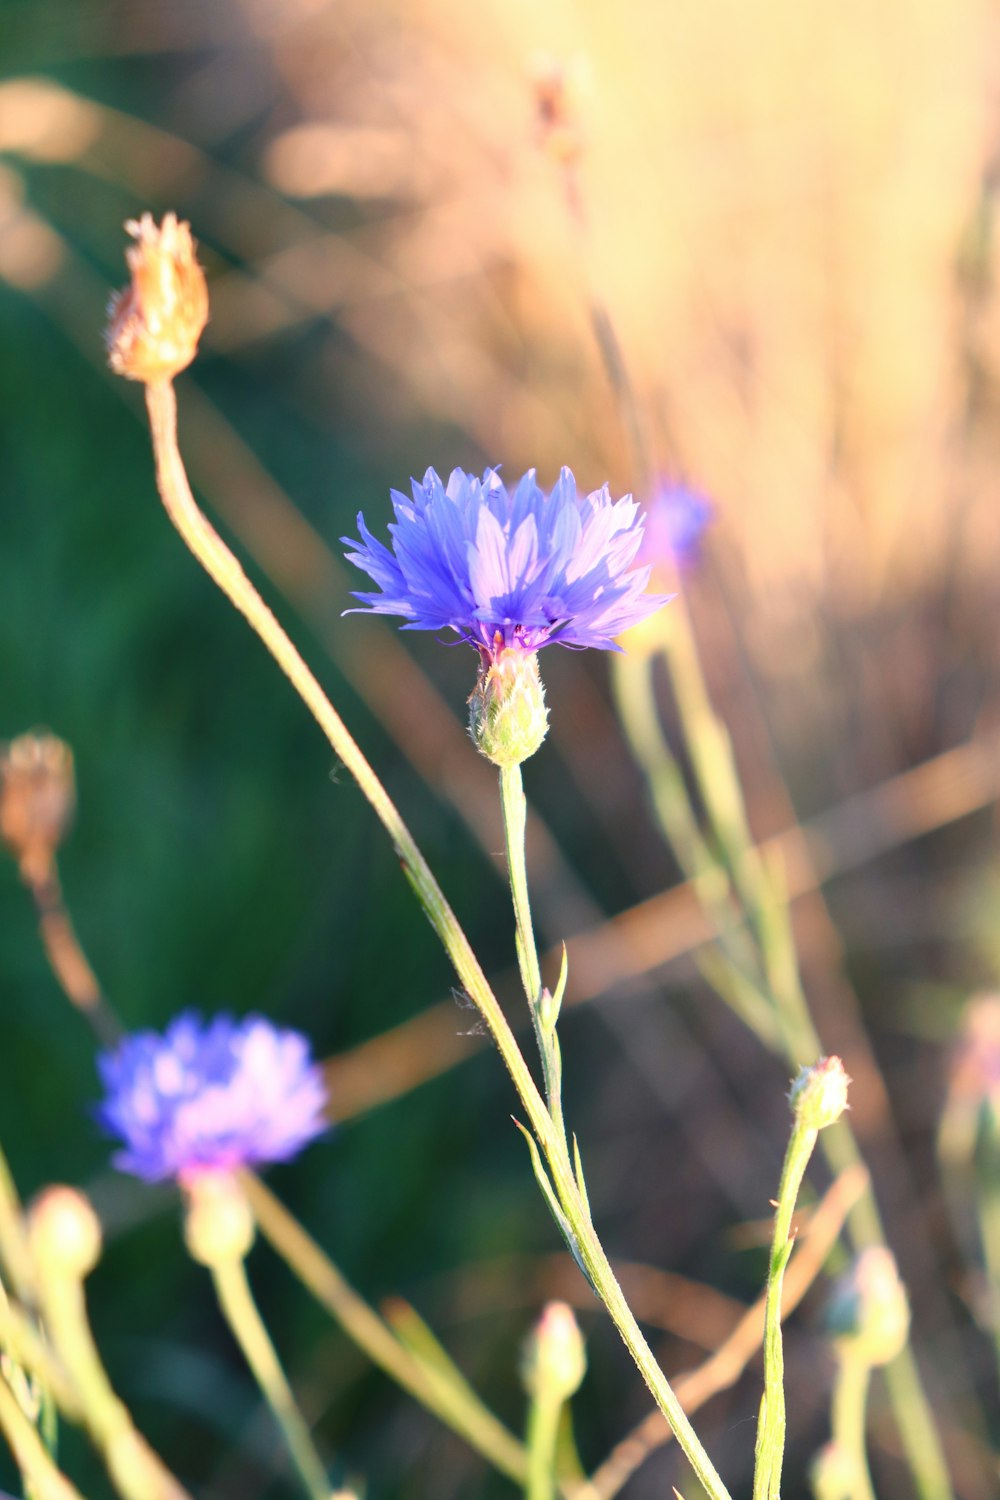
[183,1171,254,1267]
[469,647,549,768]
[106,212,208,383]
[0,732,75,884]
[521,1301,586,1403]
[826,1247,910,1367]
[789,1056,850,1132]
[28,1186,102,1281]
[809,1441,856,1500]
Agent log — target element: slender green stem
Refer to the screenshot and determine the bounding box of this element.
[0,1372,83,1500]
[753,1118,818,1500]
[0,1279,79,1420]
[499,765,566,1145]
[211,1256,329,1500]
[145,380,556,1167]
[611,571,953,1500]
[0,1144,35,1303]
[831,1352,876,1500]
[526,1393,562,1500]
[145,380,731,1500]
[243,1174,527,1486]
[974,1138,1000,1389]
[34,1270,190,1500]
[500,764,544,1008]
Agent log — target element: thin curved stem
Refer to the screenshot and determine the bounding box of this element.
[831,1352,876,1500]
[211,1256,329,1500]
[243,1173,527,1486]
[500,764,566,1146]
[0,1371,83,1500]
[526,1392,561,1500]
[143,378,732,1500]
[35,1269,189,1500]
[144,378,554,1159]
[752,1118,818,1500]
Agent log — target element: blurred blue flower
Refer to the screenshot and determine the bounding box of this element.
[344,466,669,658]
[640,484,714,570]
[97,1013,328,1182]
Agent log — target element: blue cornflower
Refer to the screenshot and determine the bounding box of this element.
[96,1013,328,1182]
[640,483,714,571]
[343,466,669,660]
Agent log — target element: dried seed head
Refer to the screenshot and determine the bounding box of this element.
[106,212,208,383]
[530,56,586,165]
[0,731,75,883]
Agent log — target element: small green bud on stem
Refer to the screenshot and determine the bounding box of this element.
[28,1186,102,1282]
[521,1301,586,1404]
[182,1171,255,1267]
[826,1247,910,1367]
[789,1056,850,1132]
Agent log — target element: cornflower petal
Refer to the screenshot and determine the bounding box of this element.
[344,465,669,657]
[96,1012,329,1182]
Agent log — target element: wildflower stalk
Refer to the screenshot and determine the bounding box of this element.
[211,1256,330,1500]
[0,1144,35,1304]
[0,1281,79,1421]
[144,379,551,1151]
[500,764,566,1147]
[526,1390,562,1500]
[244,1173,528,1485]
[0,1372,83,1500]
[973,1108,1000,1388]
[752,1110,824,1500]
[140,374,731,1500]
[33,1270,189,1500]
[829,1353,876,1500]
[612,622,952,1500]
[28,864,121,1047]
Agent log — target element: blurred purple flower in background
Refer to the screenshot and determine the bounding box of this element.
[639,483,714,571]
[97,1013,328,1181]
[344,466,669,660]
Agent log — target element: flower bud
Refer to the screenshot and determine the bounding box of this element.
[789,1056,850,1132]
[0,732,75,884]
[521,1301,586,1403]
[28,1186,102,1281]
[825,1247,910,1367]
[809,1441,856,1500]
[106,212,208,383]
[468,647,549,768]
[182,1171,255,1266]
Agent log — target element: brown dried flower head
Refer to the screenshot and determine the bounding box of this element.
[0,731,75,883]
[106,212,208,383]
[530,56,586,165]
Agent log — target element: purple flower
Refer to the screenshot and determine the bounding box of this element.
[343,466,669,660]
[640,484,714,570]
[96,1013,328,1182]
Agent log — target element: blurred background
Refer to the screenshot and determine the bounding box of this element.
[3,0,1000,1494]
